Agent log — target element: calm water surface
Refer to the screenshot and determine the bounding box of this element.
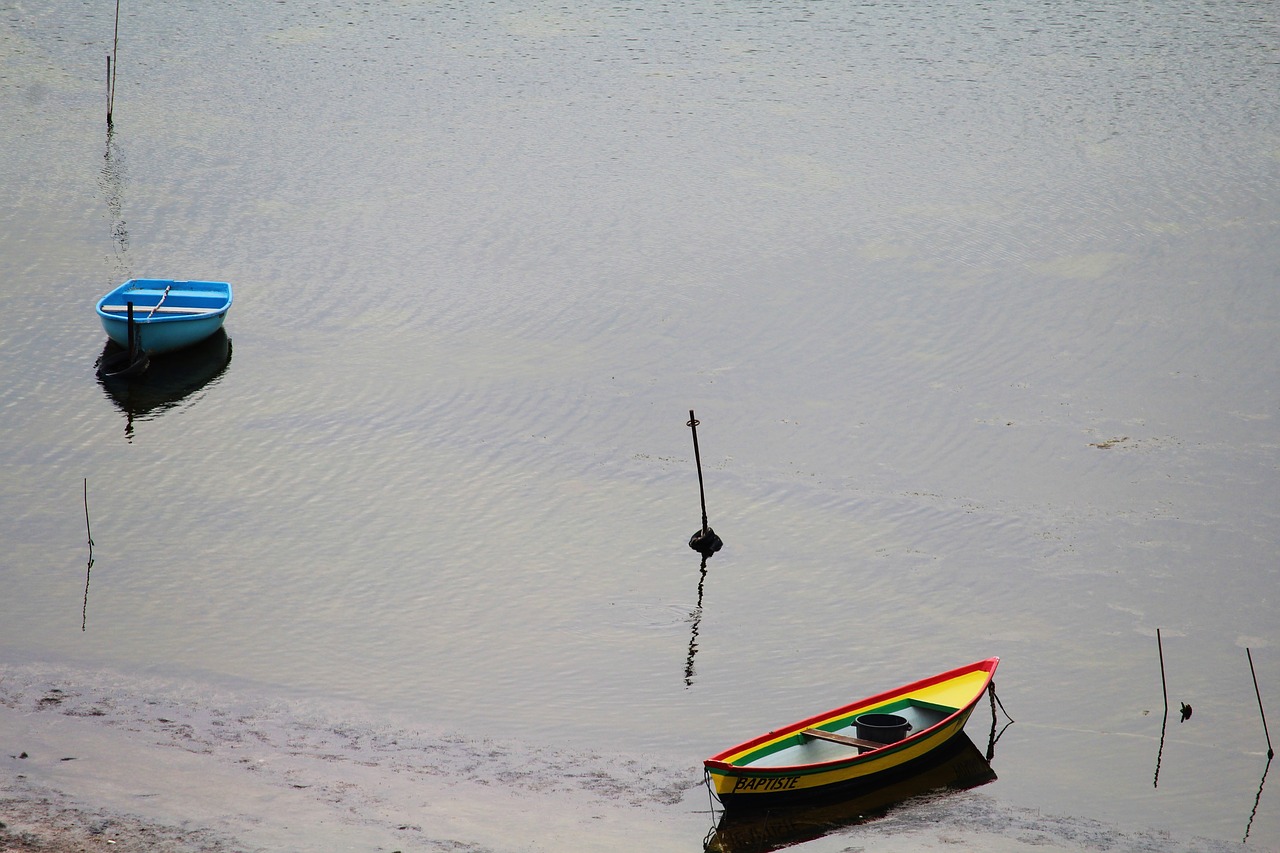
[2,0,1278,849]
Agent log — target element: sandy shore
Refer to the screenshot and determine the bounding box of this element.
[0,785,228,852]
[0,665,705,852]
[1,698,388,852]
[1,664,1250,853]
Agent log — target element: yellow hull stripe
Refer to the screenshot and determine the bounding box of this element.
[722,669,989,764]
[708,711,973,796]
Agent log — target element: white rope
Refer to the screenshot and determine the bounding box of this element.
[145,285,172,319]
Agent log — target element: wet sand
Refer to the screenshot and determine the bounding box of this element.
[2,665,1249,853]
[0,790,228,853]
[1,665,703,852]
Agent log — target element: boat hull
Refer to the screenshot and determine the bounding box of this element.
[704,733,996,853]
[705,658,999,809]
[96,279,232,354]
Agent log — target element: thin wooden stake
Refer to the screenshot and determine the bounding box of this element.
[1247,648,1274,759]
[82,478,94,632]
[1157,628,1168,716]
[108,0,120,125]
[83,477,93,549]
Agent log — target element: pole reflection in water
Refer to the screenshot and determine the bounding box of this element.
[99,124,129,281]
[1243,648,1273,843]
[1153,713,1169,789]
[1243,755,1272,844]
[1153,628,1170,788]
[685,553,709,688]
[703,733,997,853]
[95,329,233,441]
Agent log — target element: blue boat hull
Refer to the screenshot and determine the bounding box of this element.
[96,279,233,354]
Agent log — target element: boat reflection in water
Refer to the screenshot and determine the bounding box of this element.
[95,328,233,440]
[703,732,996,853]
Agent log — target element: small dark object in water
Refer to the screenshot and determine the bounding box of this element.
[689,526,723,556]
[1180,702,1192,722]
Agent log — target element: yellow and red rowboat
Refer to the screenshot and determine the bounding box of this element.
[704,657,999,808]
[704,733,996,853]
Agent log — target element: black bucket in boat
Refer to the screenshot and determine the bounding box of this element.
[854,712,912,745]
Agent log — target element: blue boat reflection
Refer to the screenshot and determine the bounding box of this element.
[95,328,233,439]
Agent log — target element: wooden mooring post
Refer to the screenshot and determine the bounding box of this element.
[686,410,722,557]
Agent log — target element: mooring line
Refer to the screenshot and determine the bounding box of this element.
[989,680,1014,722]
[986,681,1015,760]
[703,768,719,817]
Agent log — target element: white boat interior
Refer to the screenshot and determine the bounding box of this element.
[745,702,954,768]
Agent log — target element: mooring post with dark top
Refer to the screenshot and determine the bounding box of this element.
[689,410,708,534]
[686,410,722,556]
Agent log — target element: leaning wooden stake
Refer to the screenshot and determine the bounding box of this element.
[107,0,120,125]
[82,478,94,632]
[1157,628,1169,716]
[689,411,709,535]
[83,477,94,549]
[1247,648,1274,759]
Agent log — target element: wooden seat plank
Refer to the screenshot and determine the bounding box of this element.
[800,728,888,750]
[101,304,222,315]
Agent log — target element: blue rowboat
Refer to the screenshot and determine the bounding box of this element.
[704,658,999,809]
[96,279,233,355]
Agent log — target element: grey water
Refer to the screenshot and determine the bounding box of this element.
[2,0,1278,849]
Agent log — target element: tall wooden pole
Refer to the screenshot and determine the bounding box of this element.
[108,0,120,126]
[688,410,709,536]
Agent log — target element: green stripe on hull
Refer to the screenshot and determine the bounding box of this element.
[711,709,975,798]
[734,698,957,766]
